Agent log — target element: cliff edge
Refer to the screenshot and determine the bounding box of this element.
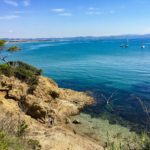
[0,75,103,150]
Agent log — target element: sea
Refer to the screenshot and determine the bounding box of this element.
[6,38,150,130]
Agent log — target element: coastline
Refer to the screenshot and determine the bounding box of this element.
[0,74,103,150]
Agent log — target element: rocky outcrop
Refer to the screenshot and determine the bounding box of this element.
[0,75,104,150]
[0,75,94,123]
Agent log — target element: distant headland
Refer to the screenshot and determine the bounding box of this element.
[1,34,150,43]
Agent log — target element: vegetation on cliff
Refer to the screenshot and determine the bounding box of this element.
[0,112,41,150]
[0,61,42,95]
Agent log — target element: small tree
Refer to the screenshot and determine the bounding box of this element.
[0,40,21,64]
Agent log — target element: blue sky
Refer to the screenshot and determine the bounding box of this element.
[0,0,150,38]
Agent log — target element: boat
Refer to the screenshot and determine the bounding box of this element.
[120,39,129,48]
[141,43,145,49]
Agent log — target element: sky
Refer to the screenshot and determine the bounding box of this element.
[0,0,150,38]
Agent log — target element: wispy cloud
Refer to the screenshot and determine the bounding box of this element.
[58,12,72,16]
[86,7,102,15]
[4,0,31,7]
[88,7,99,11]
[0,15,19,20]
[51,8,66,13]
[86,11,102,15]
[23,0,30,7]
[86,7,115,16]
[51,8,72,17]
[14,10,31,14]
[4,0,18,7]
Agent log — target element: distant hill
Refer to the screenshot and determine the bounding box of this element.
[1,34,150,42]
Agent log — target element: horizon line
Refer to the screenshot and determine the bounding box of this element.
[1,33,150,39]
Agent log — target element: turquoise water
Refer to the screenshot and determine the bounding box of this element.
[6,38,150,127]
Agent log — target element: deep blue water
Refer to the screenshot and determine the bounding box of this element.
[5,38,150,127]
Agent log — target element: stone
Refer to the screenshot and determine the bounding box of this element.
[72,119,81,124]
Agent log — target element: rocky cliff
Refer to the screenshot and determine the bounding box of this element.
[0,75,103,150]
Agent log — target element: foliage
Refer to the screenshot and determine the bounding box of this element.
[0,40,6,47]
[103,131,150,150]
[0,114,41,150]
[140,132,150,150]
[0,61,42,92]
[0,131,8,150]
[17,121,28,137]
[27,139,42,150]
[8,46,21,52]
[0,63,14,77]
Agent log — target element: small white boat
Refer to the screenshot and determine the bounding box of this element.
[141,44,145,49]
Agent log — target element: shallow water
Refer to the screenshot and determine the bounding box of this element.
[6,38,150,128]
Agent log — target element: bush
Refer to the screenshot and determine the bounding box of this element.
[0,40,6,47]
[12,61,42,76]
[8,46,21,52]
[28,139,41,150]
[0,114,41,150]
[17,121,28,137]
[0,64,14,77]
[140,133,150,150]
[0,131,8,150]
[0,61,42,93]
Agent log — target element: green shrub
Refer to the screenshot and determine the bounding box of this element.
[0,131,8,150]
[0,40,6,47]
[13,61,42,76]
[0,64,14,77]
[0,61,42,93]
[28,139,41,150]
[140,133,150,150]
[16,121,28,137]
[8,46,21,52]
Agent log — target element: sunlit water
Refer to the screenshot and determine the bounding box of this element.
[6,38,150,128]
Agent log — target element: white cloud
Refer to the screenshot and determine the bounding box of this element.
[4,0,18,7]
[58,12,72,16]
[14,10,31,14]
[51,8,65,13]
[0,15,19,20]
[23,0,30,7]
[51,8,72,16]
[86,11,102,15]
[87,7,103,15]
[86,7,115,16]
[88,7,95,11]
[88,7,99,11]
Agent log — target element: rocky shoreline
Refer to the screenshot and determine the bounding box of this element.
[0,75,103,150]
